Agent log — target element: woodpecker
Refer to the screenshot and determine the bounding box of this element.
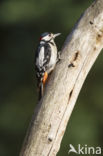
[35,32,61,99]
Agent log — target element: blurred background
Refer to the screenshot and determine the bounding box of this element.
[0,0,103,156]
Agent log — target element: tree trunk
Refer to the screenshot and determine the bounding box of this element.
[20,0,103,156]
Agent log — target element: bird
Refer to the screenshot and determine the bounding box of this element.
[35,32,61,99]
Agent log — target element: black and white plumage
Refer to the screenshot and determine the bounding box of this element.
[35,32,61,99]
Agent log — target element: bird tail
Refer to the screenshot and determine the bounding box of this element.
[38,82,44,100]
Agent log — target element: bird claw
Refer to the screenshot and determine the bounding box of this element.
[57,51,63,62]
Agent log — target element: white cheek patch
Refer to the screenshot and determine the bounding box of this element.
[43,36,50,41]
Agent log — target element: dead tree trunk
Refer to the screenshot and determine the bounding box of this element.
[20,0,103,156]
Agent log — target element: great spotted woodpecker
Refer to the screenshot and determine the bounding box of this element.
[35,32,61,99]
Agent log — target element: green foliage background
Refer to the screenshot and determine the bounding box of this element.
[0,0,103,156]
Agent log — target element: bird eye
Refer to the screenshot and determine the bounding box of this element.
[49,34,51,37]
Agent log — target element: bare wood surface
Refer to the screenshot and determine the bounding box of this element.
[20,0,103,156]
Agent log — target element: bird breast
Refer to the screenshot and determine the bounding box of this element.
[48,42,57,68]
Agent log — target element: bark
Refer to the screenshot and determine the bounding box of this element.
[20,0,103,156]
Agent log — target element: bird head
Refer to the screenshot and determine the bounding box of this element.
[40,32,61,42]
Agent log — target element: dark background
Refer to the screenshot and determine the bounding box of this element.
[0,0,103,156]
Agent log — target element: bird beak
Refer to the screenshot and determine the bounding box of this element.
[53,33,61,38]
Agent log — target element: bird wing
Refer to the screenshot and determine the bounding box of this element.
[35,43,51,69]
[43,43,51,68]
